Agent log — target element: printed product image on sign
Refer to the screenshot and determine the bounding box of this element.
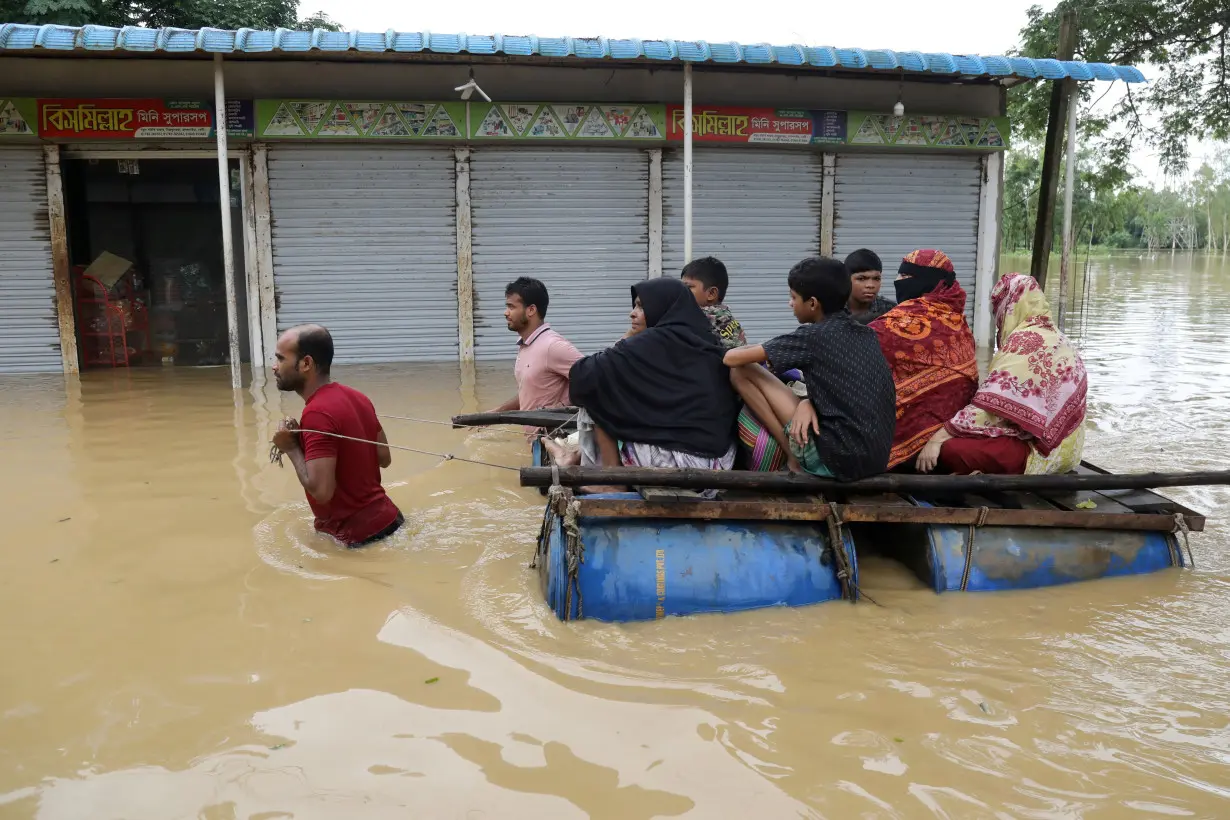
[477,106,514,137]
[959,117,983,146]
[977,120,1005,147]
[317,103,359,136]
[527,107,566,138]
[345,102,384,135]
[626,107,663,139]
[291,101,329,134]
[263,102,305,136]
[422,107,459,137]
[397,103,431,136]
[895,117,929,146]
[879,115,904,143]
[602,106,636,137]
[933,118,966,146]
[577,107,615,138]
[503,104,537,136]
[554,105,587,136]
[0,99,33,135]
[368,105,411,137]
[851,115,885,145]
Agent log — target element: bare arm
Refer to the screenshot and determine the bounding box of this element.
[492,395,520,412]
[724,344,768,367]
[376,428,392,469]
[285,450,338,503]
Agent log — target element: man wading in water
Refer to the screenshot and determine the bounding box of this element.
[271,324,404,547]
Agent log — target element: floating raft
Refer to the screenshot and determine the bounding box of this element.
[525,455,1207,623]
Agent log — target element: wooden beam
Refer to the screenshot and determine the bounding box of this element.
[43,145,78,375]
[573,498,1202,533]
[452,409,576,429]
[520,465,1230,497]
[1029,9,1078,290]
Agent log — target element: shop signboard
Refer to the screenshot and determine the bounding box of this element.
[665,105,846,145]
[469,103,665,140]
[847,112,1010,150]
[33,99,253,139]
[0,98,37,137]
[255,100,667,141]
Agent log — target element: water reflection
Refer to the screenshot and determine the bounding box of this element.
[0,254,1227,818]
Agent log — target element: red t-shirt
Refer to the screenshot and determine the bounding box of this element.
[299,382,400,545]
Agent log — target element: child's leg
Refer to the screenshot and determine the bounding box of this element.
[730,364,802,471]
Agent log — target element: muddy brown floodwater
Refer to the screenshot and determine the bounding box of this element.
[2,254,1229,819]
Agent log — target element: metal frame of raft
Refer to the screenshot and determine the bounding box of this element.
[523,446,1205,623]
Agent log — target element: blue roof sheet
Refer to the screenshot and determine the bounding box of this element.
[0,23,1147,83]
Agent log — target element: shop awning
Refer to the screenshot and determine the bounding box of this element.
[0,24,1146,85]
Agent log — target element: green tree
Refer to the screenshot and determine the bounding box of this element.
[0,0,339,30]
[1011,0,1230,176]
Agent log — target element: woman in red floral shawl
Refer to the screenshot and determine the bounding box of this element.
[870,249,979,470]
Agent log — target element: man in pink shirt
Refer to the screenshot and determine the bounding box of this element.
[492,277,583,412]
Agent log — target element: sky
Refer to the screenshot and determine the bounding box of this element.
[305,0,1043,57]
[302,0,1213,184]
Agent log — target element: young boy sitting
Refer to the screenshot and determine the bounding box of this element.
[845,248,896,325]
[681,256,747,350]
[725,257,896,480]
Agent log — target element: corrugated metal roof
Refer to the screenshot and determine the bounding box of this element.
[0,23,1147,83]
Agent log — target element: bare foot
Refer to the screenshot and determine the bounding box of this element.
[786,456,805,474]
[540,436,581,467]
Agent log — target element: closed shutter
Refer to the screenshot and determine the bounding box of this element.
[0,147,59,373]
[268,145,457,364]
[471,147,648,359]
[834,153,982,317]
[663,148,821,344]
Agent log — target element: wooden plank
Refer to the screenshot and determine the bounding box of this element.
[637,487,705,503]
[523,465,1230,495]
[1078,462,1206,527]
[43,145,78,376]
[573,498,1199,532]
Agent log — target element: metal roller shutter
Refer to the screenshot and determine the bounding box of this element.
[470,147,648,359]
[663,147,821,344]
[268,145,457,364]
[0,147,60,373]
[834,153,982,317]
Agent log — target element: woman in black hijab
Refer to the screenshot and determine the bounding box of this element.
[569,277,738,478]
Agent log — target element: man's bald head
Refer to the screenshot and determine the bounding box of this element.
[283,324,333,376]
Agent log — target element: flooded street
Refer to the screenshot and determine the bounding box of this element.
[3,254,1229,819]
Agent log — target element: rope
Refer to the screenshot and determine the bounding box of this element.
[269,425,518,472]
[960,506,990,592]
[1172,512,1196,569]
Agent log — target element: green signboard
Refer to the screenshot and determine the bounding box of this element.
[0,98,37,137]
[468,103,665,140]
[255,100,667,141]
[847,112,1009,150]
[256,100,467,139]
[253,101,1008,150]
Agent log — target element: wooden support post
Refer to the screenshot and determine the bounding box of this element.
[251,144,277,356]
[455,146,475,363]
[820,153,836,256]
[213,53,241,389]
[1029,8,1078,290]
[43,144,78,375]
[973,152,1003,348]
[240,149,263,374]
[648,148,663,277]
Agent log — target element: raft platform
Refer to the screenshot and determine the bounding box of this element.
[527,450,1205,622]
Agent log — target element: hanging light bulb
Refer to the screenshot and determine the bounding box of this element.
[893,99,905,117]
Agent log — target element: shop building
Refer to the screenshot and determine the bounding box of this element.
[0,25,1144,376]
